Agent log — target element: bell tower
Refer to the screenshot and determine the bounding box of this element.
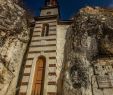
[18,0,61,95]
[17,0,73,95]
[40,0,60,17]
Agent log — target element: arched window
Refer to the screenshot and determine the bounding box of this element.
[41,23,49,37]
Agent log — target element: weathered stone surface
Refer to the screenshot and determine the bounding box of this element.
[63,6,113,95]
[0,0,30,95]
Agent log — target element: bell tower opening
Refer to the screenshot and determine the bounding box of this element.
[41,23,49,37]
[45,0,57,6]
[32,56,46,95]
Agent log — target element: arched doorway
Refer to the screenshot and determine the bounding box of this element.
[32,56,46,95]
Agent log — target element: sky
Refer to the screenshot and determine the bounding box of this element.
[23,0,113,20]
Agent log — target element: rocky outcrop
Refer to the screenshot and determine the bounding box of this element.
[0,0,30,95]
[63,6,113,95]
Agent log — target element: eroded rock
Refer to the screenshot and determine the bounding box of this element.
[63,7,113,95]
[0,0,30,95]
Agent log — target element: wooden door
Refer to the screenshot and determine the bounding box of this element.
[32,56,46,95]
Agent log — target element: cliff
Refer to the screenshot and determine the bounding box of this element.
[0,0,30,95]
[63,6,113,95]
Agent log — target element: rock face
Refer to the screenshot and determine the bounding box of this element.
[63,6,113,95]
[0,0,30,95]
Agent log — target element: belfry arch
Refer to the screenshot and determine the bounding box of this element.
[32,56,46,95]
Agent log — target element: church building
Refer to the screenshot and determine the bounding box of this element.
[18,0,72,95]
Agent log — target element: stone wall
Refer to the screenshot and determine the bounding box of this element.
[0,0,30,95]
[63,6,113,95]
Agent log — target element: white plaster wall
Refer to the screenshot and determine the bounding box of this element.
[56,25,70,79]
